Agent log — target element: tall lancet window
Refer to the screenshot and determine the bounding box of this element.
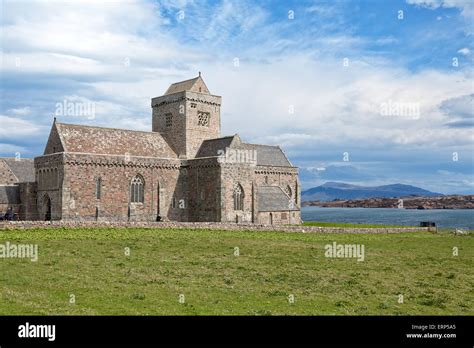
[130,175,145,203]
[233,184,244,211]
[96,177,102,199]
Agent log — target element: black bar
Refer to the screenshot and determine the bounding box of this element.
[0,316,472,346]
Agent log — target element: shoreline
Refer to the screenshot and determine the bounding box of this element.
[302,195,474,209]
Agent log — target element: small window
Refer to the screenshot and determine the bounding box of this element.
[165,113,172,127]
[281,212,287,219]
[197,112,210,127]
[54,168,58,187]
[191,103,197,108]
[264,176,268,184]
[172,197,176,208]
[233,184,244,211]
[96,178,102,199]
[130,175,144,203]
[285,185,292,198]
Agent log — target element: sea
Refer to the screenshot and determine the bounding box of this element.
[301,206,474,230]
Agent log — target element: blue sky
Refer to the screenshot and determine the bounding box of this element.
[1,0,473,193]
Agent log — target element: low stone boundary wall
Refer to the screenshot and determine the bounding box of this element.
[0,221,430,234]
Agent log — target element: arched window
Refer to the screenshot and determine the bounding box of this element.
[54,168,58,187]
[130,175,144,203]
[295,180,298,203]
[96,178,102,199]
[233,184,244,211]
[285,185,292,198]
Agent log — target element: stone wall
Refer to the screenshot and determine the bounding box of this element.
[220,162,255,223]
[184,91,221,158]
[18,182,37,220]
[257,210,301,225]
[0,220,431,234]
[255,166,300,208]
[58,153,182,222]
[186,157,221,222]
[152,92,188,157]
[31,151,303,224]
[35,153,64,220]
[152,91,221,159]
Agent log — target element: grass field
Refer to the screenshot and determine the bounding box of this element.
[0,227,472,315]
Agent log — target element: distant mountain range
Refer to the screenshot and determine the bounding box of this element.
[302,182,442,202]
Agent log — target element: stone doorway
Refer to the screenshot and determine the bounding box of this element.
[43,195,52,221]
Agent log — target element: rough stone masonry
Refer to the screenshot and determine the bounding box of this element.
[1,74,301,224]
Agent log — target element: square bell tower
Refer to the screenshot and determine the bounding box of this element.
[151,73,222,159]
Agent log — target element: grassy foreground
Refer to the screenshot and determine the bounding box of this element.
[0,228,472,315]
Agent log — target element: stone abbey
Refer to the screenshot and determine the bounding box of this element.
[0,75,301,224]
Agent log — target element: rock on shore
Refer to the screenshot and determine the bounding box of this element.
[303,195,474,209]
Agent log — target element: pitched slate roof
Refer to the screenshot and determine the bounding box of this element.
[195,135,239,158]
[257,186,299,212]
[0,158,35,183]
[242,143,292,167]
[194,135,293,167]
[54,122,177,158]
[0,160,17,184]
[0,185,20,204]
[164,74,209,95]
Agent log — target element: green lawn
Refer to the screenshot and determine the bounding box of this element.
[0,228,472,315]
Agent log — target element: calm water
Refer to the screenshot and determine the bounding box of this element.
[302,206,474,230]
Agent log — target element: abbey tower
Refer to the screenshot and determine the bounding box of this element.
[151,73,222,159]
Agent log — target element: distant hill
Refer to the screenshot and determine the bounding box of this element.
[302,182,442,202]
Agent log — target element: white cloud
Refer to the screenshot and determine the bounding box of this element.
[457,47,470,55]
[2,0,472,148]
[0,143,28,155]
[8,107,31,116]
[0,115,41,137]
[406,0,474,17]
[199,56,473,155]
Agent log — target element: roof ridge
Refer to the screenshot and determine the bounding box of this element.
[243,142,280,148]
[202,135,237,142]
[169,76,199,86]
[56,122,160,135]
[0,157,33,161]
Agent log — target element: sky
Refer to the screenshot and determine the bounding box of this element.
[0,0,473,194]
